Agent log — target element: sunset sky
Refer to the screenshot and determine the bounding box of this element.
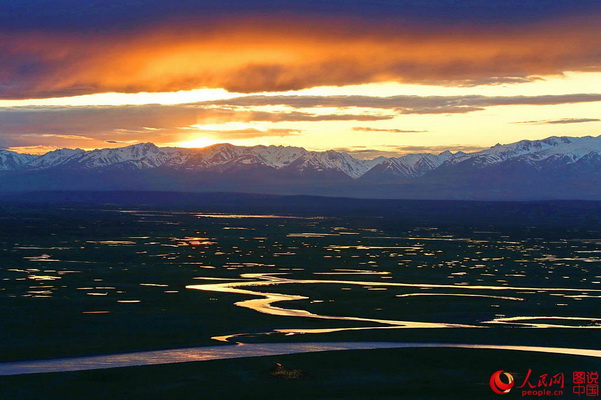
[1,0,600,157]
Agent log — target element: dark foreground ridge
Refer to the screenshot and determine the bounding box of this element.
[2,190,601,228]
[1,341,599,376]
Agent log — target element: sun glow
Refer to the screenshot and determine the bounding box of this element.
[190,122,269,132]
[176,137,222,149]
[175,122,272,148]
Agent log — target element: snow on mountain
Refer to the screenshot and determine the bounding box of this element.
[182,143,246,169]
[457,136,601,167]
[287,150,375,178]
[392,151,458,177]
[520,136,601,163]
[248,145,308,168]
[72,142,192,169]
[20,142,309,172]
[0,150,37,171]
[365,151,462,178]
[26,148,87,169]
[26,143,188,170]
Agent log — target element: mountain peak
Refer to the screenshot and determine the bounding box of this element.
[127,142,158,149]
[0,150,37,171]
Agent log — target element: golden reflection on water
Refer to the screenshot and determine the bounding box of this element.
[187,272,601,343]
[85,240,137,245]
[24,254,61,262]
[394,293,523,301]
[314,269,390,275]
[485,316,601,328]
[7,208,601,359]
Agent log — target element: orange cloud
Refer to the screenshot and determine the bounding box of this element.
[203,128,301,140]
[516,118,601,125]
[5,145,62,155]
[0,103,387,149]
[1,15,600,98]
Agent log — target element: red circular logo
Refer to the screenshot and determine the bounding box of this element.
[490,370,515,395]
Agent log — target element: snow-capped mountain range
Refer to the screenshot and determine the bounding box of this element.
[0,141,450,178]
[1,135,600,199]
[454,136,601,166]
[2,135,601,177]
